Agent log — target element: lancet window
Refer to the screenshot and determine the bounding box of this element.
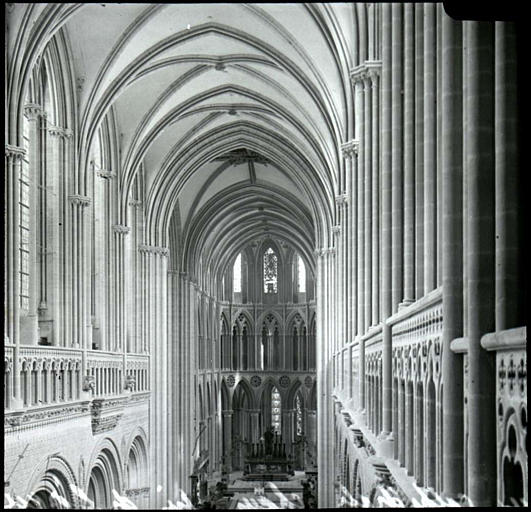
[263,247,278,294]
[295,392,303,436]
[271,386,281,433]
[297,254,306,293]
[233,253,241,293]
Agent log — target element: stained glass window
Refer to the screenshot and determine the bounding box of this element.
[295,393,303,436]
[297,254,306,293]
[271,386,281,433]
[233,253,241,293]
[263,247,278,294]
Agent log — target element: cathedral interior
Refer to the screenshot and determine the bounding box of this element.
[4,2,526,509]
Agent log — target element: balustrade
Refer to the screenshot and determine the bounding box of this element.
[481,326,527,506]
[388,287,443,490]
[4,346,150,412]
[4,344,83,410]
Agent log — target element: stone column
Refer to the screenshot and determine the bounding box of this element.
[139,244,169,507]
[5,145,25,408]
[363,72,372,331]
[352,71,365,336]
[402,3,415,306]
[441,12,464,498]
[249,409,260,442]
[405,381,414,475]
[317,249,334,507]
[222,410,233,472]
[391,3,404,313]
[415,4,425,300]
[464,20,497,507]
[423,4,437,294]
[398,379,406,466]
[69,194,91,386]
[495,22,520,331]
[46,126,70,347]
[23,104,44,345]
[369,66,381,325]
[380,2,393,437]
[282,409,294,455]
[113,225,130,353]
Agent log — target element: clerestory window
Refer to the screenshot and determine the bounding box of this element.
[233,253,241,293]
[263,247,278,294]
[297,254,306,293]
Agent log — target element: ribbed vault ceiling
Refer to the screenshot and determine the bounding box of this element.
[43,3,355,281]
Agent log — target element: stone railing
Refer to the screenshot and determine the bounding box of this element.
[4,346,151,433]
[481,326,527,506]
[4,344,83,411]
[364,326,383,436]
[86,350,124,397]
[125,353,150,392]
[386,287,443,490]
[388,288,443,385]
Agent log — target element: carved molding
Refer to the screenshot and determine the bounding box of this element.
[138,244,169,256]
[68,194,91,207]
[47,125,70,138]
[128,199,143,208]
[24,103,45,119]
[112,224,130,235]
[93,164,116,179]
[341,140,359,158]
[5,144,26,160]
[90,396,129,435]
[5,401,91,431]
[350,60,382,86]
[335,194,348,205]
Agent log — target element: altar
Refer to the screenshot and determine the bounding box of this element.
[243,428,294,481]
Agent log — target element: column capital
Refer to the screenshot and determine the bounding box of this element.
[341,140,359,158]
[138,244,169,256]
[316,247,336,256]
[112,224,130,235]
[128,199,143,208]
[68,194,91,207]
[93,163,116,180]
[47,124,70,138]
[23,103,45,120]
[335,194,348,205]
[366,60,382,78]
[331,225,341,236]
[350,64,368,86]
[5,144,26,161]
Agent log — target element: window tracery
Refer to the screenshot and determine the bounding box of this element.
[295,392,303,436]
[263,247,278,294]
[271,386,281,433]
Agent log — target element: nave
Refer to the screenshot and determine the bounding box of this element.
[4,3,526,509]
